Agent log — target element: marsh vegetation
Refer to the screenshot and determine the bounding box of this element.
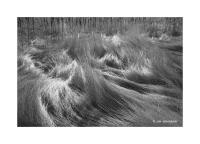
[18,17,182,126]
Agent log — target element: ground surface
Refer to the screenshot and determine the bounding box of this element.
[17,33,182,127]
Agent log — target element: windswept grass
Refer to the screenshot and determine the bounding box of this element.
[18,32,182,127]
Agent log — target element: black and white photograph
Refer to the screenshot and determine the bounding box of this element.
[17,17,183,127]
[1,0,200,144]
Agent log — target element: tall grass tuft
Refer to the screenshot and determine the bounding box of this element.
[18,30,182,126]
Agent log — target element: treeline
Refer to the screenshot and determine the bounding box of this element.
[18,17,182,44]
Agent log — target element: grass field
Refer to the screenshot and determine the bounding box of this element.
[17,18,182,127]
